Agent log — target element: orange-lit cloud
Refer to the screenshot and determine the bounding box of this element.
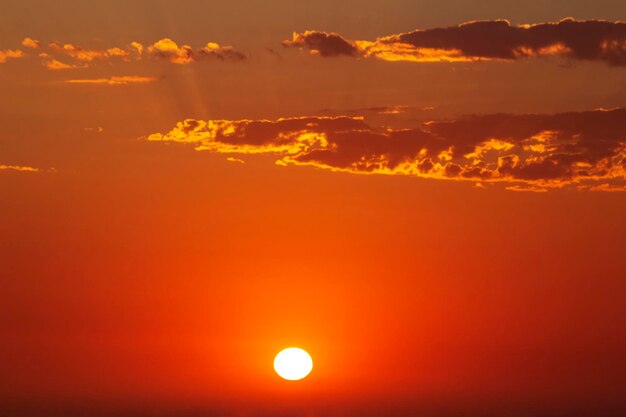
[582,183,626,192]
[0,164,40,172]
[39,52,83,70]
[65,75,158,85]
[147,38,245,63]
[37,41,138,69]
[21,37,40,48]
[146,109,626,190]
[505,185,549,193]
[147,38,194,64]
[198,42,246,61]
[284,18,626,65]
[0,49,23,63]
[130,41,143,56]
[2,37,244,69]
[48,41,133,62]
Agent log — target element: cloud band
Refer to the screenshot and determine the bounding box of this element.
[146,109,626,191]
[284,19,626,66]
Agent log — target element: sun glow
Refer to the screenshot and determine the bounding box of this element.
[273,348,313,381]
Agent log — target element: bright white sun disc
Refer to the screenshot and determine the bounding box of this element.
[274,347,313,380]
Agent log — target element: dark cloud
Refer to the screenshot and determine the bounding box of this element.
[282,31,359,57]
[284,19,626,66]
[319,105,413,115]
[147,109,626,190]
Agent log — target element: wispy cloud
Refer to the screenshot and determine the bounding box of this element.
[284,18,626,66]
[65,75,158,85]
[0,164,40,172]
[583,183,626,192]
[505,185,549,193]
[145,109,626,190]
[320,105,415,115]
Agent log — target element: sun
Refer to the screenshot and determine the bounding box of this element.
[273,347,313,380]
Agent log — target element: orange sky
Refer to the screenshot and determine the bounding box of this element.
[1,1,626,416]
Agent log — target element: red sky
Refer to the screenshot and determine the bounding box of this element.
[1,1,625,416]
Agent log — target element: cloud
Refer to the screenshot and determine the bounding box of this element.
[145,109,626,190]
[321,105,415,115]
[21,37,40,48]
[147,38,194,64]
[37,40,142,69]
[1,37,244,69]
[39,52,83,70]
[65,75,158,85]
[147,38,245,63]
[0,49,23,63]
[0,164,40,172]
[282,31,359,57]
[198,42,246,61]
[284,18,626,66]
[583,183,626,192]
[37,38,245,66]
[48,41,133,62]
[130,41,143,56]
[505,185,549,193]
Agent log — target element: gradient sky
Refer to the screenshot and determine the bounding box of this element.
[1,1,626,416]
